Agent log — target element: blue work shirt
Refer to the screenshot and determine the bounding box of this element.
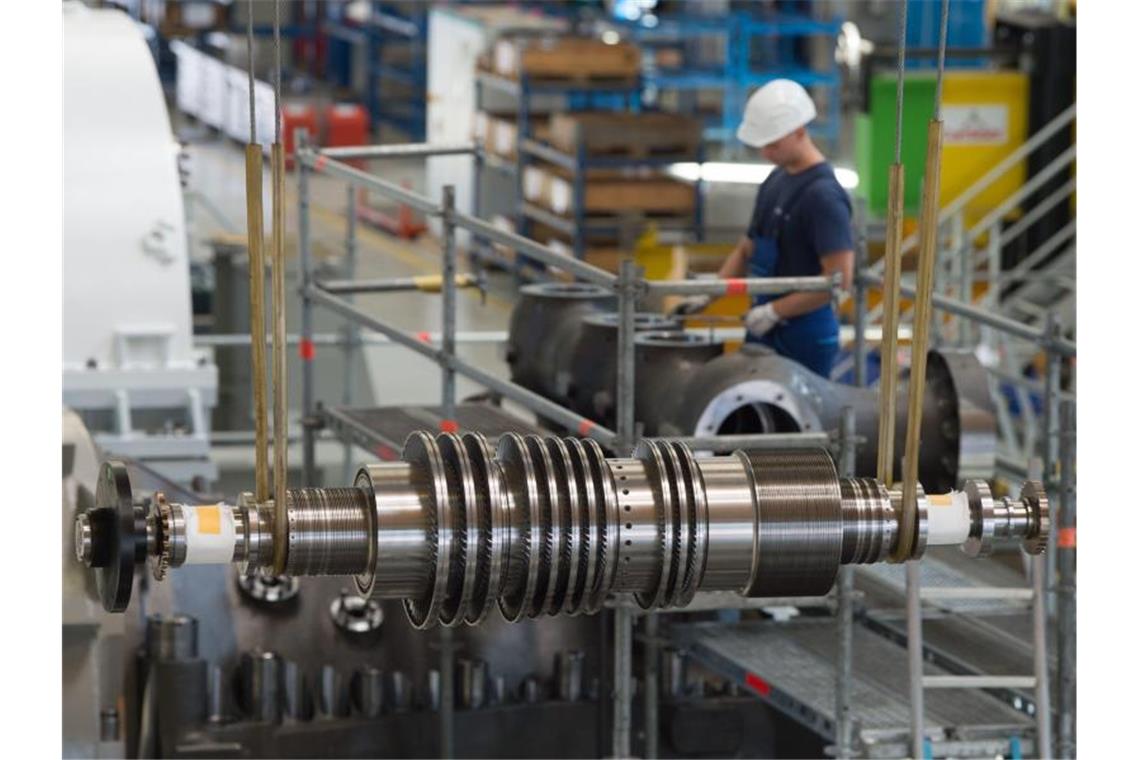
[744,162,853,376]
[746,162,853,279]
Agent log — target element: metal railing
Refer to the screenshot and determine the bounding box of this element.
[839,104,1076,475]
[866,103,1075,275]
[851,162,1076,760]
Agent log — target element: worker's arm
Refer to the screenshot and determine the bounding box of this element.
[717,236,753,279]
[767,183,855,319]
[769,249,853,319]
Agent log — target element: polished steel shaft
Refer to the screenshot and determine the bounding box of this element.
[83,432,1050,626]
[283,488,373,577]
[243,433,1047,628]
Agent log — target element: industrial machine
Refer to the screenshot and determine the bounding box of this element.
[78,435,1047,619]
[506,282,995,492]
[63,2,218,486]
[71,424,1047,755]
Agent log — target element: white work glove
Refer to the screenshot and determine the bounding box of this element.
[744,302,781,337]
[668,294,713,317]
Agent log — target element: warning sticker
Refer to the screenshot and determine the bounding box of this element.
[943,105,1009,146]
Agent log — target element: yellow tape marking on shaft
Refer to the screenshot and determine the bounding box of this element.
[197,506,221,535]
[927,493,952,508]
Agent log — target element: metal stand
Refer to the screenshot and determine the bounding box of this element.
[613,258,639,758]
[1055,400,1076,758]
[643,612,659,759]
[439,185,458,759]
[298,130,316,486]
[852,198,869,389]
[835,407,857,758]
[342,183,359,484]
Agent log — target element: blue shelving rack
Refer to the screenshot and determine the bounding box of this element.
[906,0,988,69]
[365,2,428,140]
[516,133,706,260]
[474,68,704,268]
[611,7,844,151]
[322,1,428,140]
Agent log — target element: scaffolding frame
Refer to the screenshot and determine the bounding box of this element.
[293,135,839,758]
[851,209,1076,758]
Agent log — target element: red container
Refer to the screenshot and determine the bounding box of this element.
[282,103,319,170]
[325,103,370,151]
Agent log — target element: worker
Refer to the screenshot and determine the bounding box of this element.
[671,79,854,377]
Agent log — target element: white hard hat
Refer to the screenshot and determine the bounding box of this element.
[736,79,817,148]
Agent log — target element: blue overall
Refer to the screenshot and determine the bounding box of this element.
[744,163,853,377]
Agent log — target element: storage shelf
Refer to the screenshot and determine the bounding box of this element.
[475,69,642,98]
[519,138,697,172]
[475,51,701,265]
[606,8,844,149]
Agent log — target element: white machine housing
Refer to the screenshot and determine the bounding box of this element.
[63,3,217,484]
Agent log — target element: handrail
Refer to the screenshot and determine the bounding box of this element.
[860,272,1076,356]
[451,210,618,287]
[848,139,1076,340]
[965,145,1076,241]
[320,142,476,160]
[998,178,1076,247]
[1001,220,1076,286]
[300,149,441,215]
[646,274,835,297]
[932,103,1075,232]
[306,284,619,446]
[864,103,1076,278]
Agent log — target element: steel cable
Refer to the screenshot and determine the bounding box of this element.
[877,3,909,493]
[247,0,255,143]
[893,1,908,165]
[273,0,281,143]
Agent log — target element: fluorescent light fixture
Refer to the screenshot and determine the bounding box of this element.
[667,162,860,190]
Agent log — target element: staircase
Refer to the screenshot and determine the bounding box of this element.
[841,102,1076,469]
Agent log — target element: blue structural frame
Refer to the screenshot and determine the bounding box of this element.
[322,1,428,140]
[906,0,987,69]
[474,69,704,267]
[366,2,428,140]
[611,8,844,151]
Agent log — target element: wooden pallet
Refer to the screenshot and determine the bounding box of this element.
[474,112,551,160]
[490,37,640,81]
[548,112,702,159]
[525,73,640,89]
[523,165,695,216]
